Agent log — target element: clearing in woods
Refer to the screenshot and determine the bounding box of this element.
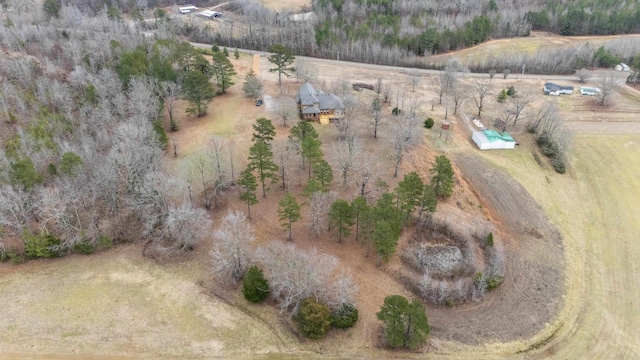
[1,34,640,359]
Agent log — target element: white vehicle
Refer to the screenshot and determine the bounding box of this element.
[579,87,601,96]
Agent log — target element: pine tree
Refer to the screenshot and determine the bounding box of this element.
[373,221,398,263]
[243,265,269,303]
[234,48,240,59]
[377,295,430,350]
[417,185,437,220]
[430,155,454,198]
[302,136,323,180]
[395,171,425,224]
[248,141,279,198]
[328,199,354,243]
[237,168,258,218]
[211,52,237,94]
[350,196,368,241]
[182,70,215,117]
[268,44,295,85]
[252,117,276,144]
[312,159,333,190]
[278,192,301,241]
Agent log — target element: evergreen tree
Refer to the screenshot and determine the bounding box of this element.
[234,48,240,59]
[302,136,323,180]
[211,52,237,94]
[373,221,398,263]
[268,44,296,85]
[350,196,368,241]
[328,199,354,243]
[278,192,301,241]
[377,295,430,350]
[182,70,215,117]
[10,157,43,191]
[243,265,269,303]
[237,168,258,218]
[303,178,323,198]
[417,185,437,220]
[395,172,425,224]
[312,159,333,190]
[252,117,276,144]
[42,0,60,19]
[248,141,279,198]
[298,297,332,340]
[430,155,454,198]
[59,152,83,176]
[223,47,229,57]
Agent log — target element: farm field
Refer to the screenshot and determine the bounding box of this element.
[1,33,640,359]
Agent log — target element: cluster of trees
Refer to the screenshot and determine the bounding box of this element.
[528,102,572,174]
[0,7,244,261]
[209,210,358,338]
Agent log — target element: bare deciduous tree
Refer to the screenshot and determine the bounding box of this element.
[508,91,533,127]
[390,117,421,178]
[576,69,592,84]
[272,138,295,190]
[306,191,334,238]
[294,59,316,83]
[408,69,420,91]
[354,153,382,199]
[276,97,297,127]
[471,79,492,117]
[160,80,181,131]
[207,136,233,208]
[596,75,620,106]
[330,137,362,188]
[431,75,446,105]
[448,81,468,114]
[210,210,255,283]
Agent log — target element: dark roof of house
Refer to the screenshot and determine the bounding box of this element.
[296,82,344,110]
[301,106,320,114]
[317,93,343,110]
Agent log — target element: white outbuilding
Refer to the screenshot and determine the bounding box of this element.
[472,130,517,150]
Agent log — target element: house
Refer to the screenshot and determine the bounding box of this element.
[295,82,344,125]
[199,10,222,19]
[179,6,198,14]
[579,86,601,96]
[544,82,574,96]
[472,130,517,150]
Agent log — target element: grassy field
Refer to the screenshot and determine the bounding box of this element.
[472,131,640,358]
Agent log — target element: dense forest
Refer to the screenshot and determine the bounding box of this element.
[312,0,640,56]
[184,0,640,73]
[0,4,233,261]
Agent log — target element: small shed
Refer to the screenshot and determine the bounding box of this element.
[472,130,516,150]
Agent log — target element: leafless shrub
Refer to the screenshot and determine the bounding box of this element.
[210,210,256,284]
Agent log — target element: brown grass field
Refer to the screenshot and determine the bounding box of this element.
[1,34,640,359]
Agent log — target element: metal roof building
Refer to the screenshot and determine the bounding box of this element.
[472,130,517,150]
